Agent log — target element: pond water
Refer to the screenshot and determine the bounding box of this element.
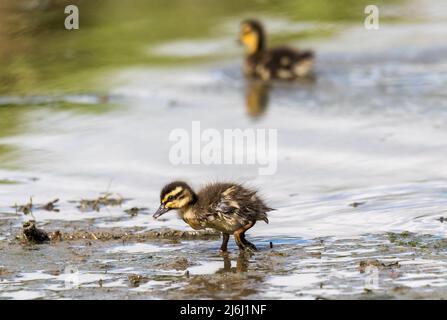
[1,0,447,299]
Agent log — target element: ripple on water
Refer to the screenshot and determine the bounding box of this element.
[107,243,182,254]
[187,261,223,275]
[0,290,46,300]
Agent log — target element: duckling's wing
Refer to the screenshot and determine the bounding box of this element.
[264,47,314,79]
[214,192,240,216]
[209,185,242,216]
[214,185,271,223]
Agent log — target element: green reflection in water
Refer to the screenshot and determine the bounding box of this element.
[0,0,399,95]
[0,106,27,170]
[0,179,20,185]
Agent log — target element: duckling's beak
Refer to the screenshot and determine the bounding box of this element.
[153,204,170,219]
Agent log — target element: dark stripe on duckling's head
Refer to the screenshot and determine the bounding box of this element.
[160,181,196,208]
[154,181,196,219]
[240,19,266,54]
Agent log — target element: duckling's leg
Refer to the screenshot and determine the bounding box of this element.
[220,233,230,252]
[240,233,258,251]
[234,221,257,252]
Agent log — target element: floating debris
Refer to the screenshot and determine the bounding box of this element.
[0,267,10,277]
[22,221,50,244]
[349,202,366,208]
[269,241,273,249]
[359,259,399,273]
[387,231,447,249]
[388,231,419,247]
[74,192,126,212]
[14,198,60,214]
[39,199,60,212]
[128,274,149,288]
[438,217,446,223]
[124,207,148,217]
[13,197,34,216]
[288,193,299,197]
[50,230,63,241]
[157,257,191,271]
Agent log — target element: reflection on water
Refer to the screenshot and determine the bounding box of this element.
[0,0,393,95]
[245,81,270,119]
[218,253,250,273]
[244,76,317,119]
[0,106,27,169]
[3,232,447,299]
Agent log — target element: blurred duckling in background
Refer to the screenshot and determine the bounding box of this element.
[239,19,315,80]
[153,181,273,252]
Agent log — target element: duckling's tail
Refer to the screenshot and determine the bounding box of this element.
[261,206,275,224]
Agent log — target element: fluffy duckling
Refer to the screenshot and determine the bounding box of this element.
[153,181,273,252]
[239,19,315,80]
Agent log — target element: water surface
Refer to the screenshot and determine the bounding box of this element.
[1,0,447,299]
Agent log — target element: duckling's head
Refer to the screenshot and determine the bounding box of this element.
[153,181,196,219]
[239,19,265,55]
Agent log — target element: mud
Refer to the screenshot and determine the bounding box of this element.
[73,193,127,212]
[2,224,447,299]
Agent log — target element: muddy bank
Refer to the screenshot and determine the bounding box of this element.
[16,224,220,243]
[1,191,447,299]
[2,226,447,299]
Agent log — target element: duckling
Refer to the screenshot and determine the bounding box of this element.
[153,181,273,252]
[239,19,315,81]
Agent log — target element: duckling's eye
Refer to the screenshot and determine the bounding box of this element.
[168,195,174,201]
[241,25,252,35]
